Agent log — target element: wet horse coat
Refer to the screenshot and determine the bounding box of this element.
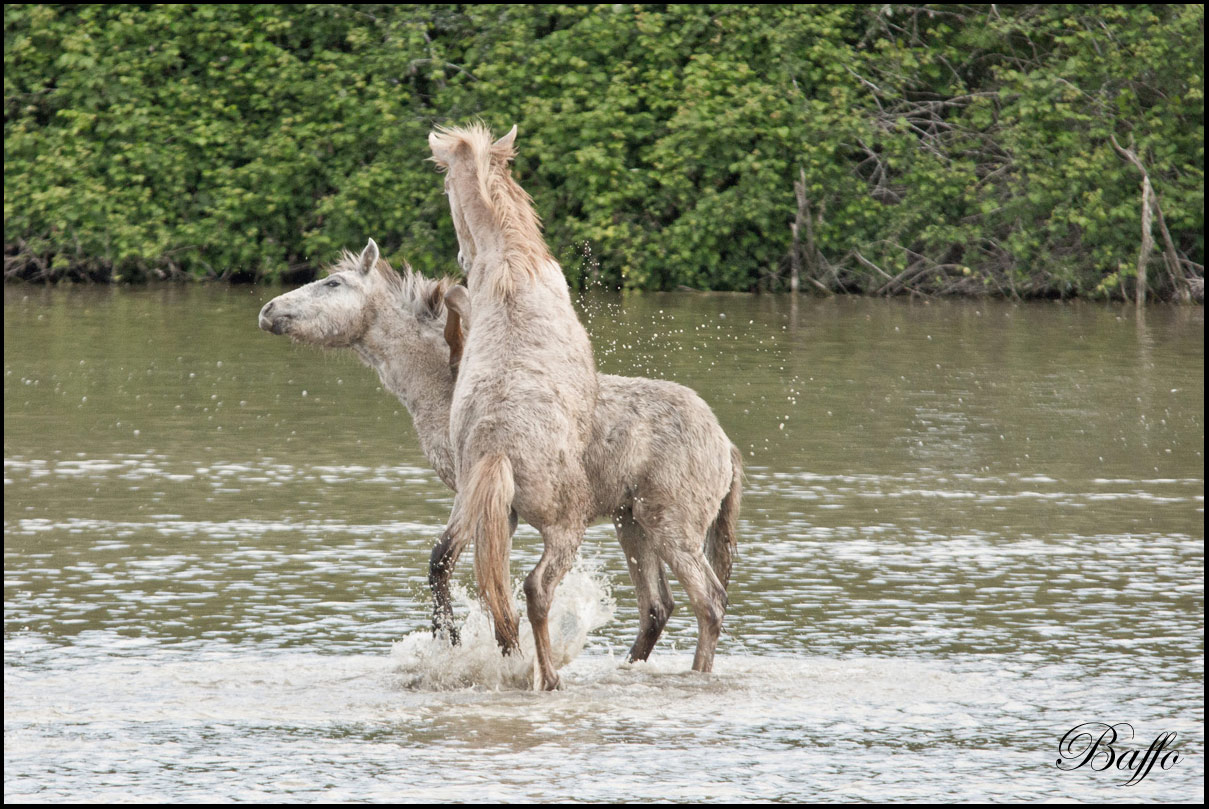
[258,244,740,680]
[430,124,601,689]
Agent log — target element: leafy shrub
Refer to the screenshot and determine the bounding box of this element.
[4,5,1203,299]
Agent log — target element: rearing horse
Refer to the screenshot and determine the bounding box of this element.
[429,124,598,690]
[257,243,740,681]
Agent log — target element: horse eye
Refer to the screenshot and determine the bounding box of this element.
[325,279,340,288]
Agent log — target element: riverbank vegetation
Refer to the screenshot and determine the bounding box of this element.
[4,4,1203,299]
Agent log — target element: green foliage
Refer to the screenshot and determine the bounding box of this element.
[4,4,1204,298]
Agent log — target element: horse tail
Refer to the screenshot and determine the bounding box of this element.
[705,443,743,592]
[461,452,519,651]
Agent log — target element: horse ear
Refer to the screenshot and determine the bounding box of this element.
[492,124,518,159]
[429,129,461,167]
[428,131,446,164]
[358,239,380,275]
[443,286,471,377]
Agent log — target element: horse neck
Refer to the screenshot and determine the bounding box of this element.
[449,163,552,290]
[353,312,457,489]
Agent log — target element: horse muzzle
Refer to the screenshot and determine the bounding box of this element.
[258,301,291,335]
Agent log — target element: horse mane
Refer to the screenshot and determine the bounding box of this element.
[429,122,553,293]
[327,250,454,321]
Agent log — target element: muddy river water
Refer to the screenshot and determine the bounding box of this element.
[4,285,1203,801]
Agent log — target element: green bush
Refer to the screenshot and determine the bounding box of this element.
[4,4,1203,298]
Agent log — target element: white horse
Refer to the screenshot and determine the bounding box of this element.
[259,242,741,679]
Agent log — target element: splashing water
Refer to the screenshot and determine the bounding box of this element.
[389,561,615,691]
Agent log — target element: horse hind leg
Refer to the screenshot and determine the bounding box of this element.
[660,541,727,674]
[615,508,674,663]
[428,509,518,644]
[428,527,465,643]
[524,523,586,690]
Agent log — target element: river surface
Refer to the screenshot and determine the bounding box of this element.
[4,284,1204,802]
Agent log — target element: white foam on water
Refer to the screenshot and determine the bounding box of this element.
[388,561,616,691]
[6,633,1203,803]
